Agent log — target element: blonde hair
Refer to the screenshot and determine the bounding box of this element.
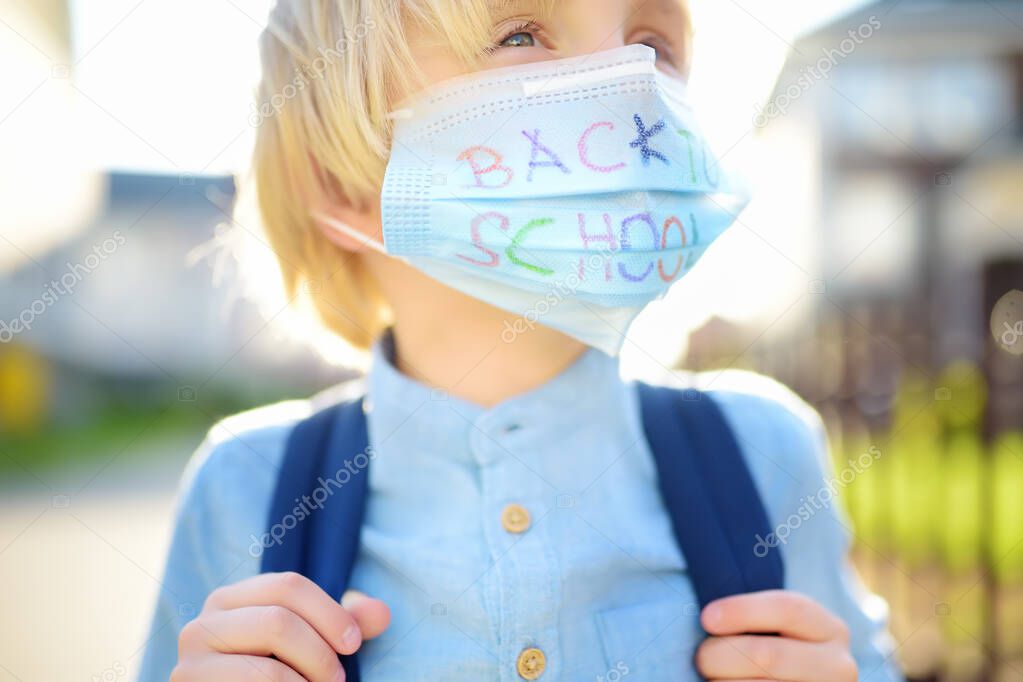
[239,0,549,352]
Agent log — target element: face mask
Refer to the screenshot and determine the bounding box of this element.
[317,44,748,355]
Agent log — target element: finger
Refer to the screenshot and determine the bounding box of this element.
[696,635,857,681]
[186,606,344,682]
[701,590,848,642]
[205,572,365,653]
[171,654,305,682]
[342,589,391,640]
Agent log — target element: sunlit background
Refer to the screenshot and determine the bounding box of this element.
[1,0,1021,680]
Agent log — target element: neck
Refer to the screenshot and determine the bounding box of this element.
[388,306,588,408]
[361,252,591,406]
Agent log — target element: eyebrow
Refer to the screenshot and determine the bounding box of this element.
[487,0,554,19]
[636,0,692,31]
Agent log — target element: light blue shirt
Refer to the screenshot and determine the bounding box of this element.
[140,340,902,681]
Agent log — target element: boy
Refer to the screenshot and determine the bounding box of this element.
[142,0,902,680]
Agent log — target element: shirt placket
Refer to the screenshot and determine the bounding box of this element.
[470,409,561,682]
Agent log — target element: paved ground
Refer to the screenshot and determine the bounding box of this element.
[0,438,195,682]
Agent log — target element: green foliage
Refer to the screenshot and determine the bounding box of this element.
[838,371,1023,583]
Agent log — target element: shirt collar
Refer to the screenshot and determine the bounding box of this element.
[365,331,625,458]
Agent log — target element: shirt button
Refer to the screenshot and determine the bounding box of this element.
[516,647,546,680]
[501,503,531,534]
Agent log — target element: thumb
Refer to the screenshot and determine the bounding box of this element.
[341,589,391,640]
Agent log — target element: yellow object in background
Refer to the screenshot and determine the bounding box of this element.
[0,344,50,434]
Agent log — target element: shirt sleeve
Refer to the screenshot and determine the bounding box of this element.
[710,375,904,682]
[136,424,284,682]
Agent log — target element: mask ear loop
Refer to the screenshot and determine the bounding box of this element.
[311,211,391,256]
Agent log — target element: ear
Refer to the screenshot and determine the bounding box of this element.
[307,154,384,253]
[312,202,385,254]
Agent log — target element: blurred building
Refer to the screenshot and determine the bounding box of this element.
[690,0,1023,415]
[683,3,1023,680]
[1,0,349,429]
[803,0,1020,359]
[0,173,351,427]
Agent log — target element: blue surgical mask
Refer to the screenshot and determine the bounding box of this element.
[318,44,748,355]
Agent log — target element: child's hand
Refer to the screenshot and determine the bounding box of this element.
[696,590,857,681]
[171,572,390,682]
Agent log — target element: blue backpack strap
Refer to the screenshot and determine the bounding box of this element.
[636,383,784,608]
[260,383,780,682]
[261,398,369,682]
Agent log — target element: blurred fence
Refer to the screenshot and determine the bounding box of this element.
[687,261,1023,681]
[829,364,1023,682]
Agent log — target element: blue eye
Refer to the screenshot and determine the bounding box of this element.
[500,31,536,48]
[493,19,543,50]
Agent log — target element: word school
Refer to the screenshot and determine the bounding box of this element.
[455,209,702,285]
